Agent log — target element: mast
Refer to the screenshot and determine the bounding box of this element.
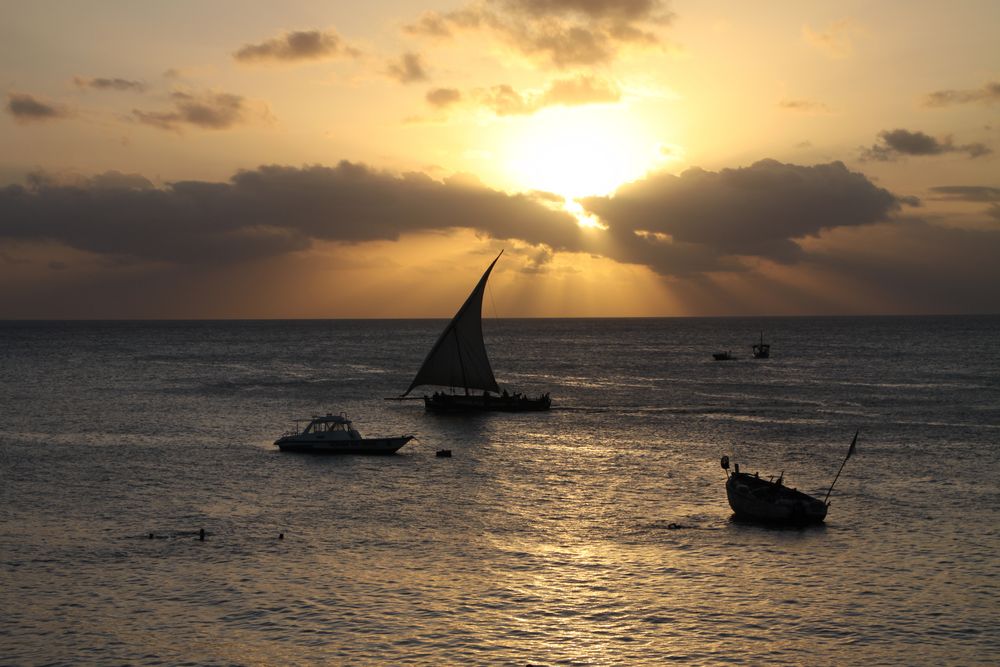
[402,251,502,396]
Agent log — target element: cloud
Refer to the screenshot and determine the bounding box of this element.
[0,163,580,265]
[778,98,829,113]
[475,75,620,115]
[923,81,1000,107]
[404,0,672,68]
[25,169,154,191]
[928,185,1000,202]
[580,159,902,275]
[73,76,146,92]
[132,91,264,131]
[4,159,997,316]
[386,52,428,83]
[803,220,1000,313]
[860,129,992,161]
[802,20,860,58]
[233,29,359,64]
[5,92,71,123]
[426,88,462,108]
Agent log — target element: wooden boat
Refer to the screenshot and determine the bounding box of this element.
[399,251,551,413]
[275,414,412,455]
[720,431,857,525]
[723,462,828,524]
[752,332,770,359]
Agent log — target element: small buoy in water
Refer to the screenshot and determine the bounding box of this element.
[278,533,284,540]
[199,528,205,541]
[436,449,452,458]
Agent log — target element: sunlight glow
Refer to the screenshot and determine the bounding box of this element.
[503,107,665,199]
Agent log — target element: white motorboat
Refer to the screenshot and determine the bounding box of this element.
[274,414,413,455]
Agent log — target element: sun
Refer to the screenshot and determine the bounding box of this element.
[502,105,667,200]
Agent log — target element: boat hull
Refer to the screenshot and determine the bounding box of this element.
[275,435,413,455]
[726,472,827,524]
[424,393,551,413]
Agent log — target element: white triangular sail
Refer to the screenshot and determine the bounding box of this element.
[403,252,502,396]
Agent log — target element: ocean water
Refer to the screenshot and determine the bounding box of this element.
[1,316,998,665]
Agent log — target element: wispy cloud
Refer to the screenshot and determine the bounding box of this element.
[476,75,620,115]
[132,91,267,131]
[802,19,860,59]
[778,98,829,113]
[860,128,991,161]
[425,75,620,116]
[73,76,146,93]
[405,0,673,68]
[923,81,1000,107]
[233,29,359,64]
[928,185,1000,202]
[5,92,72,123]
[386,52,428,84]
[426,88,462,108]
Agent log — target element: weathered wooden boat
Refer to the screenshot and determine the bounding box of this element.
[721,431,858,524]
[275,414,412,455]
[723,462,828,524]
[399,250,551,413]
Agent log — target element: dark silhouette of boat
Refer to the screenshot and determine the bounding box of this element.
[722,460,827,524]
[713,351,735,361]
[400,251,551,413]
[720,431,858,525]
[752,332,770,359]
[275,414,412,455]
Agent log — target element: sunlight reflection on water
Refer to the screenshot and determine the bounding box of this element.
[2,317,999,664]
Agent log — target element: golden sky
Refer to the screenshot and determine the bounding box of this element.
[1,0,998,317]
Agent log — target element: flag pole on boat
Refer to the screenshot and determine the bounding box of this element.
[824,430,859,505]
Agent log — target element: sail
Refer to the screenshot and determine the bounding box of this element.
[403,252,502,396]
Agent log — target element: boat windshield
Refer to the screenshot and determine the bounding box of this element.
[305,420,348,434]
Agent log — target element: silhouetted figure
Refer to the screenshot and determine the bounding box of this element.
[278,533,284,540]
[199,528,205,541]
[148,533,154,539]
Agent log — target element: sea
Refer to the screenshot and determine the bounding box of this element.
[1,316,998,665]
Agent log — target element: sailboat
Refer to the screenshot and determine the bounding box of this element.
[752,331,770,359]
[400,250,551,413]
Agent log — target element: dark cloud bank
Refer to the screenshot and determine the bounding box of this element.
[0,163,581,265]
[2,159,998,314]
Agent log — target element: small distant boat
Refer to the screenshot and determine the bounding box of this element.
[275,414,412,455]
[399,250,551,413]
[713,351,735,361]
[720,431,858,525]
[752,332,770,359]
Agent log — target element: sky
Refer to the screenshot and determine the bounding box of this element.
[1,0,998,318]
